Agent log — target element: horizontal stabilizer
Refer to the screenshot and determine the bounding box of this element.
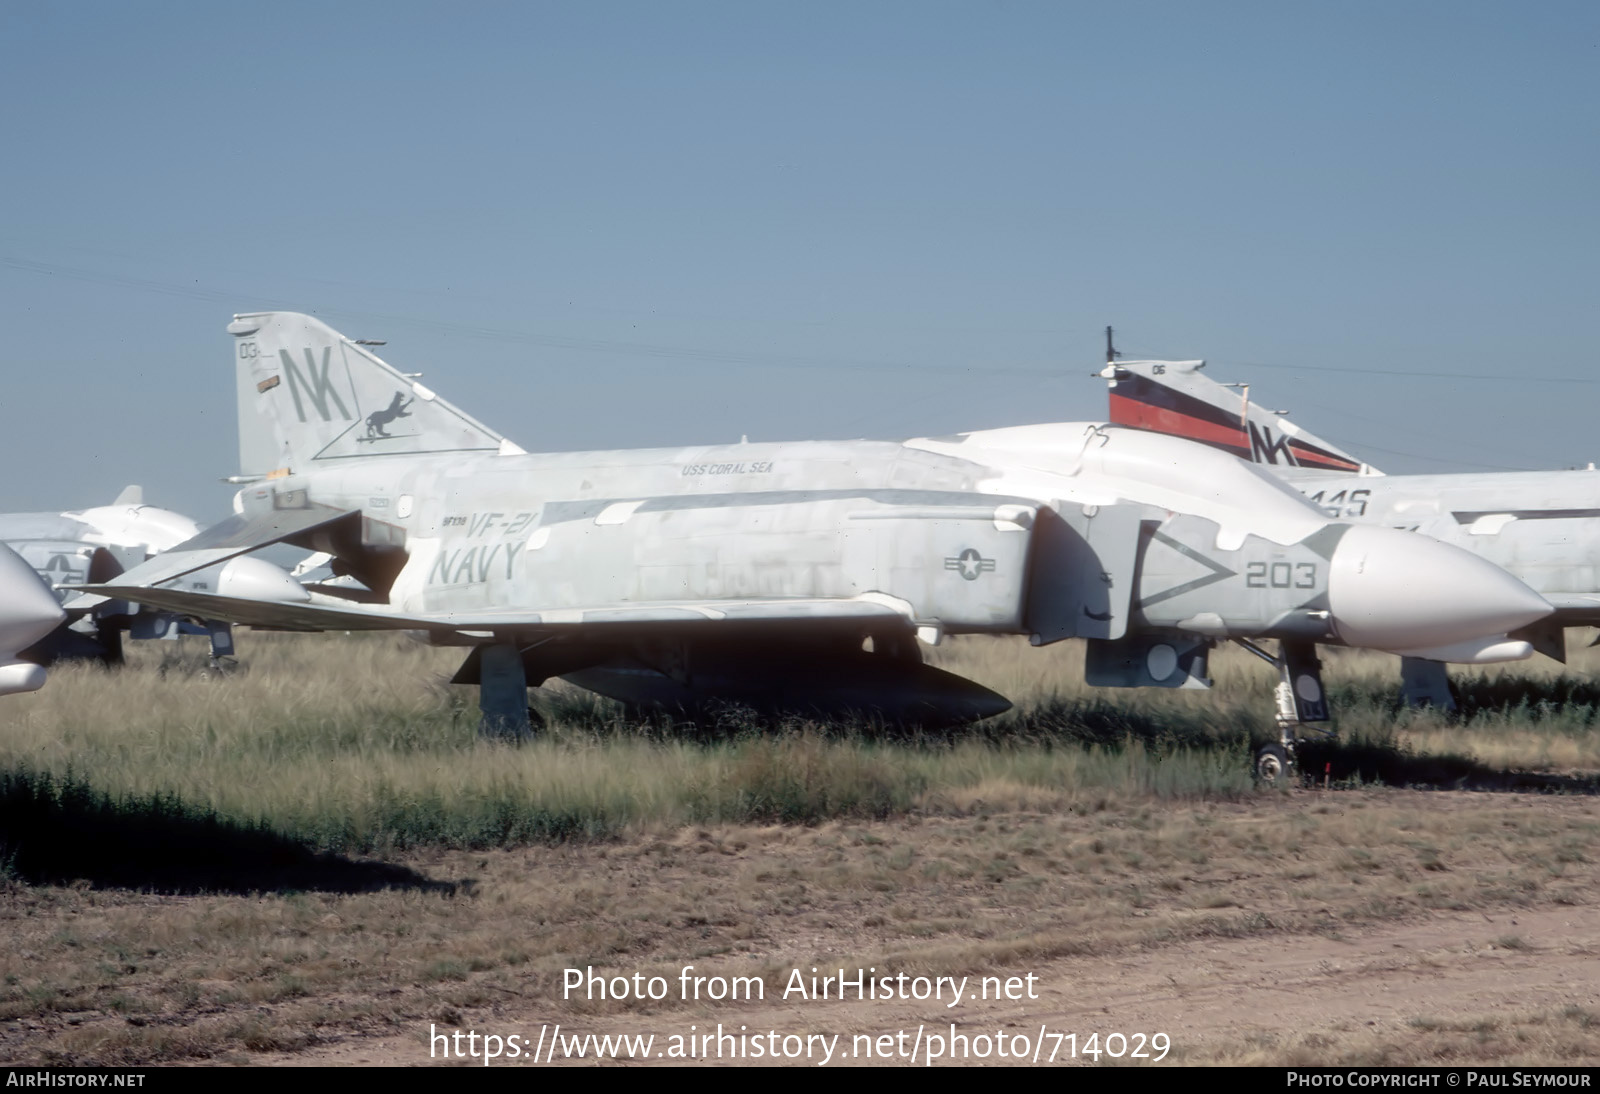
[62,508,360,604]
[171,505,356,554]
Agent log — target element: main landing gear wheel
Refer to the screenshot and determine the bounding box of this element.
[1254,743,1292,784]
[197,656,240,682]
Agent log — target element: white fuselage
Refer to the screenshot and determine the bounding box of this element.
[1282,468,1600,610]
[234,423,1549,655]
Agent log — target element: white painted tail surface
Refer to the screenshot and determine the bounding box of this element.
[229,311,517,477]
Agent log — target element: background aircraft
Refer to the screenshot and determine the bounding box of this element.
[0,542,65,696]
[1103,356,1600,708]
[78,313,1553,779]
[3,486,306,668]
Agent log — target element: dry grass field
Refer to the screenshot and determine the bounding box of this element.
[0,631,1597,1066]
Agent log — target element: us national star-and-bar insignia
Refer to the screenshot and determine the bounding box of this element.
[944,548,995,581]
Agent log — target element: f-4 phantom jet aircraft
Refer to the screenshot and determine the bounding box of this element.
[78,313,1553,777]
[1104,356,1600,710]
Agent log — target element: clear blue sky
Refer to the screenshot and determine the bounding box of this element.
[2,1,1596,519]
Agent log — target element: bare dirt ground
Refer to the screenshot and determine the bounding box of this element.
[5,787,1599,1067]
[273,903,1600,1067]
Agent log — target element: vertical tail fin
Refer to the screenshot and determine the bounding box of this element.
[1103,359,1377,474]
[229,311,523,478]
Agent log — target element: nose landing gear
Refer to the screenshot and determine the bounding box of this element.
[1235,639,1332,784]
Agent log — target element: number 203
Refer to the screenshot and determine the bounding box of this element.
[1246,562,1316,588]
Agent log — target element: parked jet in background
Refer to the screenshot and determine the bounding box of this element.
[3,487,303,666]
[77,313,1552,778]
[0,543,65,695]
[1103,356,1600,708]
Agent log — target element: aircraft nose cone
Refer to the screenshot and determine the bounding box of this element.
[1327,524,1551,652]
[0,544,66,652]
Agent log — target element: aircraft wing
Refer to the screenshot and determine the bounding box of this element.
[67,584,916,635]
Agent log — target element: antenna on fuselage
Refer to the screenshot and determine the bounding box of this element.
[1105,325,1121,365]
